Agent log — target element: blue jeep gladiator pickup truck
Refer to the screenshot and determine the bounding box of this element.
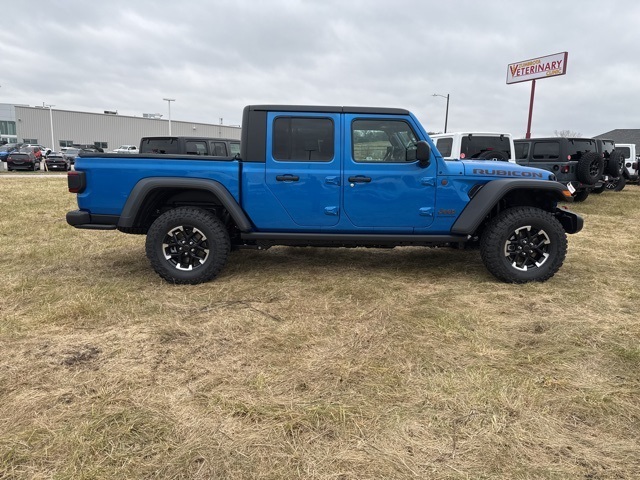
[67,105,583,284]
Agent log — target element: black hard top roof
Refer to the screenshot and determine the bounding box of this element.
[247,105,411,115]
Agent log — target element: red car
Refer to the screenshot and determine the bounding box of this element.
[6,151,41,171]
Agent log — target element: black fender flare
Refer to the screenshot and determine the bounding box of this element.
[117,177,253,232]
[451,179,571,235]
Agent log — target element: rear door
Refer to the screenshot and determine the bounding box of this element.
[265,112,341,227]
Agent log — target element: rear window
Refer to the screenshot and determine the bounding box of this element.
[229,142,240,156]
[567,139,596,160]
[140,138,179,154]
[460,135,511,159]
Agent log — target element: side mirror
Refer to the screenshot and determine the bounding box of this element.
[416,141,431,168]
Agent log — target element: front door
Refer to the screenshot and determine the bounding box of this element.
[342,115,437,230]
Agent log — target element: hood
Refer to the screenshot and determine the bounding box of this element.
[460,160,555,181]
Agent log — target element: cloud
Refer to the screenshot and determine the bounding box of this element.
[1,0,639,137]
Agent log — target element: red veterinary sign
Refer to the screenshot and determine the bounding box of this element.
[506,52,568,84]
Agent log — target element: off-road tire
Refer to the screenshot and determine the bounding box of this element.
[573,190,589,202]
[576,152,604,185]
[478,150,510,161]
[606,176,626,192]
[480,206,567,283]
[145,207,230,284]
[606,150,625,177]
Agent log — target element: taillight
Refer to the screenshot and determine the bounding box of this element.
[561,165,570,174]
[67,170,86,193]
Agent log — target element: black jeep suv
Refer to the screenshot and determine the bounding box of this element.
[514,137,604,202]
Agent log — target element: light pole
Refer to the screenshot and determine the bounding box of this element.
[163,98,175,135]
[45,104,55,149]
[44,104,55,172]
[432,93,450,133]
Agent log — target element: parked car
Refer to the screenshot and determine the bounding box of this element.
[514,137,604,202]
[72,144,104,152]
[45,152,70,171]
[592,139,627,192]
[615,143,638,183]
[0,143,22,160]
[19,146,44,161]
[62,148,81,165]
[112,145,138,154]
[6,151,41,171]
[431,132,516,163]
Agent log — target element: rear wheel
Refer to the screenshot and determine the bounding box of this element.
[606,176,626,192]
[480,207,567,283]
[145,207,230,284]
[573,190,589,202]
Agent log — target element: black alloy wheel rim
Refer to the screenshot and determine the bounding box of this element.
[162,225,210,271]
[605,178,618,190]
[503,225,551,271]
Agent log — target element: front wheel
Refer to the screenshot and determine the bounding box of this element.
[145,207,230,284]
[480,207,567,283]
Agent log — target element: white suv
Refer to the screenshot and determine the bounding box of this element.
[431,132,516,163]
[615,143,638,182]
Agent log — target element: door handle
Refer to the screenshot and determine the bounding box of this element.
[276,174,300,182]
[348,176,372,183]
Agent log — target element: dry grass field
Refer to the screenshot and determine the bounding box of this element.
[0,176,639,479]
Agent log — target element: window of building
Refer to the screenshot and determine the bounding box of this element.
[273,117,334,161]
[60,140,74,148]
[23,138,38,144]
[94,142,108,149]
[0,120,16,136]
[352,119,418,162]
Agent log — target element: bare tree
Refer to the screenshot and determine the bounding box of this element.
[554,129,581,138]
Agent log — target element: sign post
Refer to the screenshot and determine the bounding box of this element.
[507,52,568,138]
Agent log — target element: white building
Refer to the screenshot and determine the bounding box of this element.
[0,103,240,150]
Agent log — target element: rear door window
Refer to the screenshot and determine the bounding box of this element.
[211,142,228,156]
[532,142,560,160]
[618,146,631,158]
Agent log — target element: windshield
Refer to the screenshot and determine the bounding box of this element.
[65,148,80,154]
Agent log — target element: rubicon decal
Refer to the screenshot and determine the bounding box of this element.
[473,168,544,178]
[506,52,568,84]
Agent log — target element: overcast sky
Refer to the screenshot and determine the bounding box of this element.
[2,0,638,137]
